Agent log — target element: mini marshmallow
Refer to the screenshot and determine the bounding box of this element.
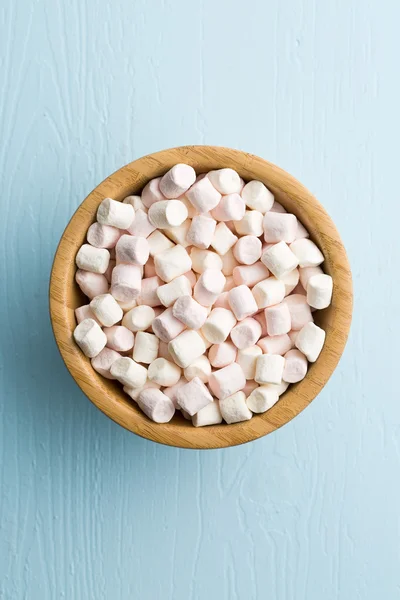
[242,380,259,396]
[261,242,299,279]
[104,325,134,352]
[220,391,252,424]
[117,297,137,312]
[257,334,292,356]
[183,270,197,287]
[281,269,300,295]
[208,168,242,194]
[137,388,175,423]
[76,244,110,274]
[299,266,324,290]
[295,220,309,240]
[154,245,192,283]
[252,277,286,309]
[184,355,212,383]
[290,239,324,267]
[270,380,290,396]
[168,330,206,368]
[228,285,258,321]
[232,262,269,287]
[186,176,221,213]
[111,264,141,303]
[158,340,172,361]
[75,304,101,325]
[187,215,216,249]
[230,318,262,350]
[292,282,307,296]
[87,223,121,248]
[142,177,165,208]
[282,349,308,383]
[284,294,313,330]
[159,164,196,198]
[265,302,291,336]
[122,305,155,332]
[176,377,213,416]
[221,249,239,276]
[91,348,121,379]
[173,295,208,329]
[224,276,236,292]
[90,294,123,327]
[97,197,134,229]
[233,210,263,237]
[178,195,197,218]
[148,357,182,386]
[115,235,150,266]
[307,274,333,309]
[233,235,262,265]
[151,307,186,342]
[147,230,175,257]
[270,201,287,213]
[148,200,188,228]
[213,291,230,310]
[192,401,223,427]
[123,381,160,402]
[197,330,212,350]
[157,275,192,308]
[126,209,156,238]
[211,223,238,256]
[246,386,279,413]
[241,181,274,213]
[262,212,297,243]
[253,311,268,337]
[104,259,116,283]
[202,308,237,344]
[163,378,188,408]
[136,276,162,307]
[110,357,148,387]
[123,195,146,211]
[288,330,299,347]
[255,354,285,384]
[194,269,226,306]
[73,318,107,358]
[295,322,325,362]
[190,248,223,273]
[208,342,237,368]
[236,345,262,379]
[133,331,159,364]
[210,193,246,222]
[208,363,246,400]
[163,220,191,247]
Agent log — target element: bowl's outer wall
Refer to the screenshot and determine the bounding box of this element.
[49,146,353,449]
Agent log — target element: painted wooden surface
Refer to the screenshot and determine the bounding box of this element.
[1,0,399,597]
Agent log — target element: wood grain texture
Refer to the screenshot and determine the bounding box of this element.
[50,145,353,449]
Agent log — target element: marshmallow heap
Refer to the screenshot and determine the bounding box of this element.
[73,165,332,427]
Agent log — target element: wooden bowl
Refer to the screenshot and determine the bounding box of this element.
[49,146,352,449]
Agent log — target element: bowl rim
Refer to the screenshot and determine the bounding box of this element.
[49,145,353,449]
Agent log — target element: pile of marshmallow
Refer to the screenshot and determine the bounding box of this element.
[73,164,332,427]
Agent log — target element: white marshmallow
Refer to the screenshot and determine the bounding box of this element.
[157,275,192,307]
[261,241,299,279]
[163,219,191,247]
[299,266,324,290]
[137,388,175,423]
[148,200,188,228]
[97,197,134,229]
[233,235,262,265]
[126,209,156,238]
[147,230,175,257]
[115,234,149,266]
[257,334,292,356]
[154,245,192,283]
[236,345,262,379]
[210,223,238,256]
[136,276,162,307]
[90,293,123,327]
[122,305,155,332]
[163,378,188,408]
[255,354,285,384]
[228,285,258,321]
[202,308,237,343]
[148,357,181,386]
[220,391,252,423]
[91,348,121,379]
[186,176,221,213]
[190,248,223,273]
[252,277,286,309]
[241,180,274,213]
[152,307,186,342]
[187,215,216,249]
[208,341,237,368]
[284,294,313,330]
[73,318,107,358]
[265,302,291,336]
[290,238,324,267]
[87,223,121,248]
[246,386,279,413]
[76,270,109,299]
[307,274,333,309]
[183,270,197,287]
[194,269,226,306]
[221,249,239,276]
[253,311,268,337]
[76,244,110,274]
[210,193,246,222]
[270,381,290,396]
[142,177,165,208]
[116,297,137,312]
[213,291,230,310]
[270,201,287,213]
[192,401,223,427]
[282,349,308,383]
[75,304,101,326]
[281,269,300,295]
[123,381,160,402]
[104,325,134,352]
[159,164,196,198]
[132,331,159,364]
[295,322,325,362]
[262,212,297,243]
[232,262,269,287]
[173,295,208,329]
[168,330,206,368]
[288,330,299,347]
[123,195,146,211]
[178,195,197,218]
[184,355,212,383]
[176,377,213,416]
[110,357,148,387]
[242,380,259,396]
[233,210,263,236]
[111,264,141,303]
[208,363,246,400]
[104,259,116,283]
[208,168,242,194]
[230,318,262,350]
[295,220,309,240]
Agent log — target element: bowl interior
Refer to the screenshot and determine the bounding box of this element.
[50,146,352,449]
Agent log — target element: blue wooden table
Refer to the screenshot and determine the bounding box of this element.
[1,0,399,598]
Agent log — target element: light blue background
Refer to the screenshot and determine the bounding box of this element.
[1,0,399,598]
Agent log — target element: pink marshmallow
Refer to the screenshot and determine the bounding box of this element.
[176,376,213,416]
[136,276,162,307]
[75,270,108,299]
[288,330,299,347]
[137,388,175,423]
[186,215,217,249]
[208,363,246,400]
[210,193,246,222]
[299,266,324,290]
[228,285,258,321]
[284,294,313,330]
[208,342,237,368]
[152,307,186,342]
[257,334,292,356]
[104,325,135,352]
[223,276,235,292]
[194,268,226,306]
[116,235,150,266]
[159,164,196,199]
[265,303,291,336]
[141,177,166,208]
[111,264,142,303]
[242,380,259,396]
[233,235,262,265]
[283,349,308,383]
[186,177,222,213]
[253,311,268,337]
[87,223,121,248]
[144,257,157,278]
[232,262,269,287]
[126,209,156,238]
[172,295,208,329]
[75,304,101,326]
[291,282,307,296]
[213,291,230,309]
[230,318,262,350]
[158,340,172,360]
[104,259,116,283]
[183,270,197,287]
[91,347,121,379]
[263,212,298,243]
[163,377,188,408]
